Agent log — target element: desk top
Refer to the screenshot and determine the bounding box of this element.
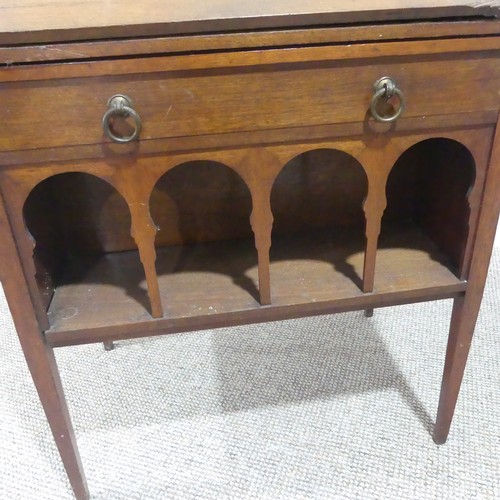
[1,1,500,44]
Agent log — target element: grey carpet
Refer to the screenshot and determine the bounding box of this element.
[1,231,499,499]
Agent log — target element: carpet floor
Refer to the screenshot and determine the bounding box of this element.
[1,232,499,499]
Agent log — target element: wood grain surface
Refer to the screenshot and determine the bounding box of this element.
[1,1,499,44]
[45,226,464,334]
[1,7,500,495]
[1,47,498,153]
[2,22,499,65]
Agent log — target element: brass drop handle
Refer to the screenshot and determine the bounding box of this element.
[370,77,405,123]
[102,94,142,143]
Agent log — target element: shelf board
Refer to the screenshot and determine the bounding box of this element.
[46,226,465,343]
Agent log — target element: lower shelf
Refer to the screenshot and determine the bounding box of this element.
[46,226,465,341]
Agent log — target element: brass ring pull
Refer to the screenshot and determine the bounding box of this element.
[370,77,405,123]
[102,94,142,143]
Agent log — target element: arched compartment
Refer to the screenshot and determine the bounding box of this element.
[381,138,476,282]
[269,149,368,302]
[23,173,151,329]
[149,160,260,316]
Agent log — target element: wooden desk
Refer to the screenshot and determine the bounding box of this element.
[1,2,499,498]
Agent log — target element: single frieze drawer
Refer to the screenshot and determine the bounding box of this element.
[0,45,499,152]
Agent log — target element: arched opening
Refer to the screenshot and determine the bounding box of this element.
[23,172,149,329]
[149,160,259,315]
[382,138,476,277]
[269,149,368,300]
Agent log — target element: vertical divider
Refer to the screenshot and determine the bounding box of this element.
[237,149,281,306]
[116,168,164,318]
[357,142,401,294]
[19,227,52,330]
[2,180,54,331]
[362,177,387,293]
[249,188,274,305]
[454,131,495,281]
[128,202,164,318]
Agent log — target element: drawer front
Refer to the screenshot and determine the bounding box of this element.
[0,50,498,152]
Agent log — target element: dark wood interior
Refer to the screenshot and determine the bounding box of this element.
[150,161,254,246]
[45,226,462,333]
[23,173,136,310]
[21,142,475,329]
[383,138,476,275]
[271,149,367,236]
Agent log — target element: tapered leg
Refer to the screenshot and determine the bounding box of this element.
[0,195,89,499]
[103,341,115,351]
[20,338,89,499]
[434,118,500,444]
[434,246,497,444]
[364,308,374,317]
[434,295,472,444]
